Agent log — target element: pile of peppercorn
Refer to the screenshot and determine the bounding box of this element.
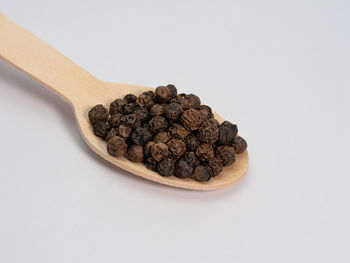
[88,85,247,182]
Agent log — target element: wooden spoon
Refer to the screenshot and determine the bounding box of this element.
[0,14,248,190]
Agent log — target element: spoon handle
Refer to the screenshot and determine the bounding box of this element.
[0,14,103,106]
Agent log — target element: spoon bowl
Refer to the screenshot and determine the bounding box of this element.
[0,14,248,190]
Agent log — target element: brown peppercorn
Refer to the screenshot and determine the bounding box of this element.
[206,158,223,177]
[123,94,137,103]
[93,122,110,139]
[186,94,201,109]
[145,157,157,171]
[198,119,219,144]
[154,86,172,103]
[196,143,214,161]
[118,125,132,138]
[175,159,193,178]
[131,127,153,145]
[154,132,170,144]
[151,142,169,161]
[217,121,238,145]
[233,136,247,154]
[89,104,109,124]
[149,116,168,132]
[192,166,211,182]
[136,93,155,109]
[119,114,141,129]
[164,103,184,121]
[126,145,144,162]
[157,158,175,177]
[106,128,118,142]
[167,139,186,159]
[181,109,203,131]
[216,146,236,166]
[168,123,189,140]
[221,121,238,136]
[167,84,177,98]
[184,134,200,152]
[183,152,201,168]
[133,106,150,123]
[199,105,214,120]
[109,99,125,114]
[144,141,156,157]
[171,95,190,110]
[150,104,164,117]
[123,103,138,114]
[107,136,127,157]
[108,113,123,127]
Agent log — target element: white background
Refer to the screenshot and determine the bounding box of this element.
[1,1,349,262]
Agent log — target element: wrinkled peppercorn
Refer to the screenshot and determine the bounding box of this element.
[154,132,170,144]
[93,122,110,139]
[184,134,200,152]
[118,125,132,138]
[192,166,211,182]
[217,121,238,145]
[106,128,118,142]
[164,103,183,121]
[123,103,138,114]
[168,123,189,140]
[221,121,238,136]
[144,141,156,157]
[136,93,155,109]
[126,145,144,162]
[186,94,201,109]
[199,105,214,120]
[119,114,141,129]
[172,95,190,110]
[216,146,236,166]
[146,157,157,171]
[196,143,214,161]
[150,104,164,117]
[108,113,123,127]
[167,139,186,159]
[154,86,172,103]
[175,159,193,178]
[183,152,201,168]
[109,99,125,114]
[123,94,137,103]
[167,84,177,97]
[233,136,247,154]
[133,107,149,123]
[157,158,175,176]
[149,116,168,132]
[131,127,152,145]
[198,119,219,144]
[89,105,109,124]
[151,142,169,161]
[206,158,223,177]
[181,109,203,131]
[107,136,127,157]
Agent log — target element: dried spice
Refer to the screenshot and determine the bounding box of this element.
[93,122,110,139]
[184,134,200,152]
[154,86,172,103]
[175,159,193,178]
[168,123,189,140]
[107,136,127,157]
[167,139,186,159]
[144,141,156,157]
[89,104,109,124]
[181,109,203,131]
[109,99,125,115]
[206,158,223,177]
[150,104,164,117]
[198,119,219,144]
[146,157,157,171]
[216,146,236,166]
[126,145,144,162]
[164,103,183,121]
[196,143,214,161]
[151,142,169,162]
[149,116,168,132]
[233,136,247,154]
[157,158,175,177]
[131,127,153,145]
[89,85,247,182]
[192,166,211,182]
[154,132,170,144]
[123,94,137,103]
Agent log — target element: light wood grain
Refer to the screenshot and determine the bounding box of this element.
[0,14,248,190]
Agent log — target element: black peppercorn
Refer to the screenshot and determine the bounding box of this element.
[196,143,214,161]
[206,158,223,177]
[154,132,170,144]
[131,127,153,145]
[186,94,201,109]
[157,158,175,177]
[146,157,157,171]
[181,109,203,131]
[233,136,247,154]
[216,146,236,166]
[154,86,172,103]
[108,113,123,127]
[167,139,186,159]
[118,125,132,138]
[151,142,169,162]
[168,123,189,140]
[119,114,141,129]
[198,119,219,144]
[184,134,200,152]
[93,122,110,139]
[107,136,127,157]
[106,128,118,142]
[123,94,137,103]
[192,166,211,182]
[164,103,184,121]
[149,116,168,132]
[123,103,139,114]
[167,84,178,98]
[183,152,201,168]
[150,104,164,117]
[136,93,155,109]
[144,141,156,157]
[126,145,144,162]
[89,104,109,124]
[175,159,193,178]
[133,106,150,123]
[109,99,125,115]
